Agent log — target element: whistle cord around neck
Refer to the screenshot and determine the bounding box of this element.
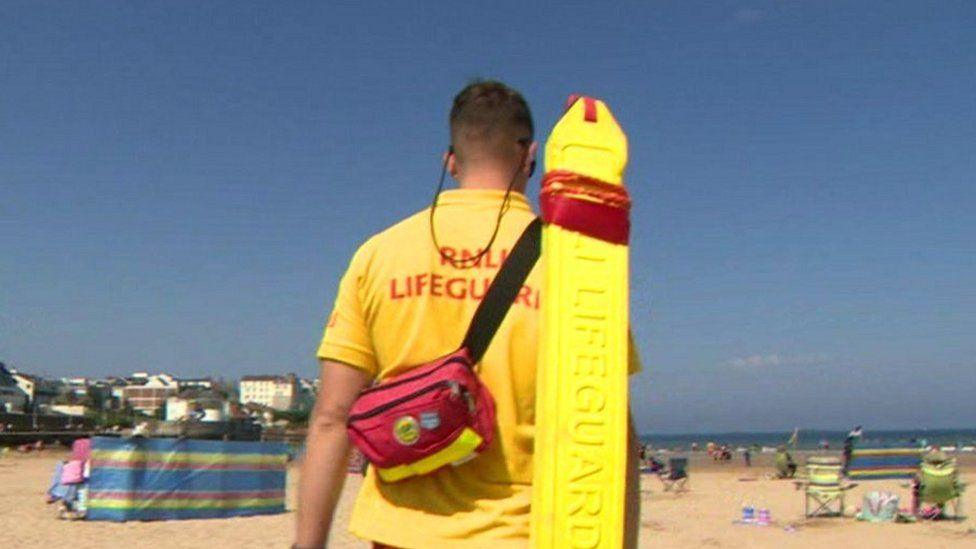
[429,154,522,269]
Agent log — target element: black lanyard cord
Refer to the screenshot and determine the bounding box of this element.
[429,152,524,269]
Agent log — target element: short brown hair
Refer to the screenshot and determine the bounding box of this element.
[449,80,533,163]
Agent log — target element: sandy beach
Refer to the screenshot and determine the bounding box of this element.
[2,450,972,548]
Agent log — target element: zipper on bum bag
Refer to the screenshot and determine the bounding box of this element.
[355,356,470,396]
[347,379,464,423]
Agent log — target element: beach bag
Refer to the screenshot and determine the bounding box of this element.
[856,491,899,522]
[347,219,541,483]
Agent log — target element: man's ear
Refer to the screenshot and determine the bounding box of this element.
[444,150,458,178]
[525,141,539,176]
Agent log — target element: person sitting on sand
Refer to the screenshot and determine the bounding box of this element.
[774,446,797,478]
[641,453,665,474]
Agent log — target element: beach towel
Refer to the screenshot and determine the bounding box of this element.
[86,436,289,521]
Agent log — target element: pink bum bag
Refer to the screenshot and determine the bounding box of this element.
[346,219,540,483]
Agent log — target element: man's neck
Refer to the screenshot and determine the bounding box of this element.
[457,171,526,193]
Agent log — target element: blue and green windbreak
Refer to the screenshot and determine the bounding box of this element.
[87,437,288,521]
[847,444,922,480]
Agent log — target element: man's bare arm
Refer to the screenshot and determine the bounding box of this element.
[294,359,371,548]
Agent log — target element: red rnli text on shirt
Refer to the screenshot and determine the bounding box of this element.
[388,247,539,309]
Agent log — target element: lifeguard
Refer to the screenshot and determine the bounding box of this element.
[296,80,543,549]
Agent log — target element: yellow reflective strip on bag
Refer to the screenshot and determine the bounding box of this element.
[376,428,484,483]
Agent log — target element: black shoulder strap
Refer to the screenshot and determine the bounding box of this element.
[462,218,542,364]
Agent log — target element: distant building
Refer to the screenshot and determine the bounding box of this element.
[49,404,88,417]
[0,385,27,413]
[165,390,228,422]
[59,377,91,399]
[103,377,129,403]
[122,373,178,415]
[239,374,298,411]
[177,378,214,391]
[8,370,59,411]
[11,372,35,401]
[241,401,276,426]
[83,378,123,410]
[0,362,28,412]
[296,378,318,410]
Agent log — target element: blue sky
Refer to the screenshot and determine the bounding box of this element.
[2,1,974,433]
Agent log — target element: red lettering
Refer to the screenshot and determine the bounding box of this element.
[439,247,456,266]
[485,248,498,269]
[390,279,405,299]
[446,278,467,299]
[430,274,444,297]
[415,273,429,295]
[389,274,536,304]
[470,278,489,300]
[459,249,483,268]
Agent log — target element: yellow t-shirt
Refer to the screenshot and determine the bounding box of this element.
[319,189,541,548]
[318,188,641,548]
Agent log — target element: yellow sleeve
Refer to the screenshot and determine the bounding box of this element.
[628,329,643,375]
[316,244,378,378]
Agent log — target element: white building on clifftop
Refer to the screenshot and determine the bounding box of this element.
[239,374,298,411]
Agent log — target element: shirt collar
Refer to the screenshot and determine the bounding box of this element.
[436,188,532,211]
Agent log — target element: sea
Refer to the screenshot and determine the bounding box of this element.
[639,428,976,451]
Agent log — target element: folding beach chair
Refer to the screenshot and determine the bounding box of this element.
[659,457,689,492]
[801,456,856,517]
[915,453,965,519]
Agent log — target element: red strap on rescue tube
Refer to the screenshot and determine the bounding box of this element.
[565,94,599,123]
[540,170,631,245]
[583,98,597,122]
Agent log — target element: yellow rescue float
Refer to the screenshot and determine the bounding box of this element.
[532,96,632,548]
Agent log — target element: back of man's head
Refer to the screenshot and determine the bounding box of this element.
[449,80,533,170]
